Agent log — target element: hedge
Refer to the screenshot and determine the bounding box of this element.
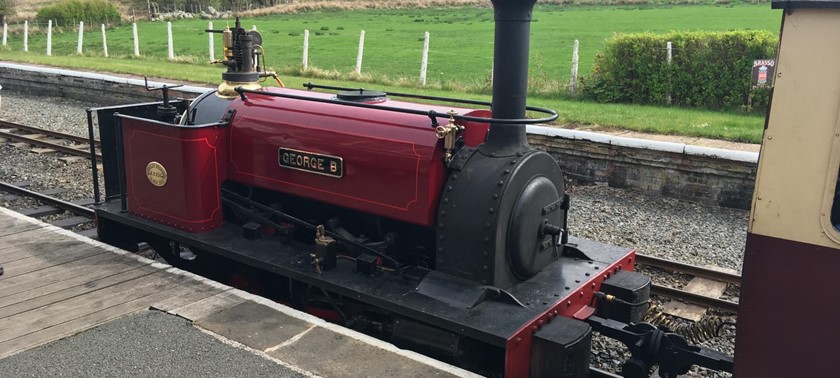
[582,30,778,111]
[36,0,121,26]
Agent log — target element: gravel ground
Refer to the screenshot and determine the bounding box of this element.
[0,90,746,377]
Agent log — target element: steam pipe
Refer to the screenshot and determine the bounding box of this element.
[483,0,538,156]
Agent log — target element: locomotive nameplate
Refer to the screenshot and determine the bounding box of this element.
[278,148,343,178]
[145,161,168,187]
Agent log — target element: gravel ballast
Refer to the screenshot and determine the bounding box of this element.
[0,90,745,377]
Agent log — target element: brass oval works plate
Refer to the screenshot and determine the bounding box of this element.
[146,161,168,187]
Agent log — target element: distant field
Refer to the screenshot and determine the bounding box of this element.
[2,4,780,86]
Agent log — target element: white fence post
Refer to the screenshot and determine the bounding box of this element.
[133,22,140,56]
[46,20,52,56]
[666,41,673,105]
[569,39,579,95]
[208,22,214,61]
[420,32,430,86]
[302,30,309,70]
[355,30,365,74]
[23,21,28,52]
[77,21,84,54]
[101,24,108,57]
[2,23,6,47]
[167,21,174,59]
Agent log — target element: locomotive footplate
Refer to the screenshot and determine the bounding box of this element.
[95,201,636,377]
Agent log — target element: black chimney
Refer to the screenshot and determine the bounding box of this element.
[482,0,537,156]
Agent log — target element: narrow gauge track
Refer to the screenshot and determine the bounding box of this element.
[0,119,101,159]
[0,181,96,237]
[0,121,741,314]
[636,253,740,314]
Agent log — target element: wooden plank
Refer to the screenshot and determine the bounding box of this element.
[19,205,62,218]
[1,246,105,279]
[30,148,57,154]
[683,278,727,296]
[0,228,78,255]
[0,279,207,359]
[0,217,43,238]
[0,265,159,319]
[149,283,230,314]
[0,252,148,299]
[76,229,98,238]
[662,277,729,321]
[0,269,185,342]
[50,216,92,229]
[168,291,246,321]
[59,156,87,164]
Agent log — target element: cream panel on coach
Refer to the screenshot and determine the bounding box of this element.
[750,8,840,249]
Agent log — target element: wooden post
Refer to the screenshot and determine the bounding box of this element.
[2,23,6,47]
[77,21,84,54]
[355,30,365,74]
[23,21,28,52]
[47,20,52,56]
[302,30,309,70]
[569,39,579,95]
[208,22,214,61]
[133,22,140,56]
[420,32,430,86]
[167,21,174,59]
[667,41,672,105]
[101,24,108,57]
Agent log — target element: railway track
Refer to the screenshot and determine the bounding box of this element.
[0,181,96,237]
[0,119,101,160]
[636,253,740,314]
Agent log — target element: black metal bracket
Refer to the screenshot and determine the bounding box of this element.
[144,77,184,123]
[586,316,734,378]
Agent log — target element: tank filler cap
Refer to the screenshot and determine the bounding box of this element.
[336,90,388,103]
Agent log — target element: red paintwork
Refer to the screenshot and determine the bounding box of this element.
[226,88,486,227]
[504,251,637,378]
[461,110,492,147]
[121,117,228,232]
[736,233,840,377]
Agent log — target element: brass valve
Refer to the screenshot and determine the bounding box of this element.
[435,111,464,163]
[315,224,335,246]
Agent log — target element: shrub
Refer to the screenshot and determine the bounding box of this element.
[582,30,778,112]
[36,0,121,26]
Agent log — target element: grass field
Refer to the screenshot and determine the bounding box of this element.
[2,4,779,86]
[0,4,779,142]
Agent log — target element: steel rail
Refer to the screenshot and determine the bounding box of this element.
[635,253,741,285]
[651,283,739,314]
[0,119,101,147]
[0,126,102,159]
[0,181,95,218]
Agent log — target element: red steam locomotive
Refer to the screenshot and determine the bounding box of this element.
[88,1,732,376]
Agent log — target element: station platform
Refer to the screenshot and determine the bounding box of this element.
[0,207,479,377]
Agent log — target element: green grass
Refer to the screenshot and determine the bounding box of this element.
[0,53,765,143]
[2,4,779,85]
[0,4,777,143]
